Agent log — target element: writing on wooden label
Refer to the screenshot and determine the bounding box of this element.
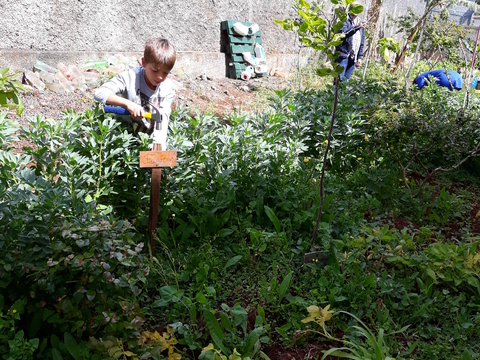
[140,151,177,168]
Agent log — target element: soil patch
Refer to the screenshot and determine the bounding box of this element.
[392,217,413,232]
[469,201,480,234]
[7,71,294,128]
[262,335,344,360]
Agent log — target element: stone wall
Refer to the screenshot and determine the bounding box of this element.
[0,0,427,77]
[0,0,302,77]
[0,0,303,53]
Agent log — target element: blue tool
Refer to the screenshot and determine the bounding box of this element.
[102,103,162,130]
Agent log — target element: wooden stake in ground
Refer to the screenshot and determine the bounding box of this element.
[140,144,177,256]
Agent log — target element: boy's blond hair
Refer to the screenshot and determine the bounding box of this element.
[144,38,176,70]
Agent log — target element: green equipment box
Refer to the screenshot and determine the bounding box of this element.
[221,20,267,79]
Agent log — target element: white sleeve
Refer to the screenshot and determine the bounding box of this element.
[152,85,176,150]
[93,71,130,104]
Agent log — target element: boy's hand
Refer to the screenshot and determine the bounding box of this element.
[105,95,145,119]
[126,101,145,119]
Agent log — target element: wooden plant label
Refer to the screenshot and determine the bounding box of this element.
[140,150,177,168]
[304,251,329,266]
[142,145,177,257]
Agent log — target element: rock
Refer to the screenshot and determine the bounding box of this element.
[241,86,251,92]
[40,102,48,107]
[224,90,228,95]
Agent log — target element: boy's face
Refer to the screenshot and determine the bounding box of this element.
[142,58,171,90]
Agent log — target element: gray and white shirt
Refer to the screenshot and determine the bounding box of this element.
[94,67,176,150]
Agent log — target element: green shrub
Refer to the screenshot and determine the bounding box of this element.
[0,109,150,358]
[0,68,24,116]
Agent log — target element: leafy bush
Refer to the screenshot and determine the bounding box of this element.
[2,58,480,359]
[200,303,264,359]
[367,81,480,189]
[0,303,39,360]
[162,105,318,247]
[0,68,24,116]
[0,109,150,358]
[377,37,401,63]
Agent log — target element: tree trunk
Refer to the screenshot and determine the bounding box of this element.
[393,2,437,74]
[311,78,339,247]
[405,17,427,90]
[364,0,383,63]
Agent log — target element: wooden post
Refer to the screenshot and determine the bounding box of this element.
[469,25,480,76]
[140,145,177,256]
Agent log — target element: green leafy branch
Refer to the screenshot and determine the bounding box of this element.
[0,68,25,116]
[274,0,363,78]
[273,0,364,247]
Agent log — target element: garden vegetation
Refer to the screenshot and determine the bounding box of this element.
[1,0,480,359]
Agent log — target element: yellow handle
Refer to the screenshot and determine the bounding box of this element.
[144,112,152,119]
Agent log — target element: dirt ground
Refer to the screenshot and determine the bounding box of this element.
[8,70,296,128]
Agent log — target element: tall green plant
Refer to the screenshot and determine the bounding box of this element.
[299,305,410,360]
[377,37,400,62]
[0,68,24,116]
[201,304,264,358]
[0,109,150,358]
[320,311,399,360]
[273,0,364,246]
[393,0,480,73]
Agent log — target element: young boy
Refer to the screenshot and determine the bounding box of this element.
[94,38,177,150]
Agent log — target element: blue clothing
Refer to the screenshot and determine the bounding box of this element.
[336,14,365,61]
[415,69,463,91]
[336,56,356,81]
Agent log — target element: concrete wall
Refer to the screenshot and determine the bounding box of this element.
[0,0,302,53]
[375,0,426,39]
[0,0,301,77]
[0,0,427,78]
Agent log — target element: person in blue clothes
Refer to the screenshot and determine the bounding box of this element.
[414,69,463,91]
[335,8,366,82]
